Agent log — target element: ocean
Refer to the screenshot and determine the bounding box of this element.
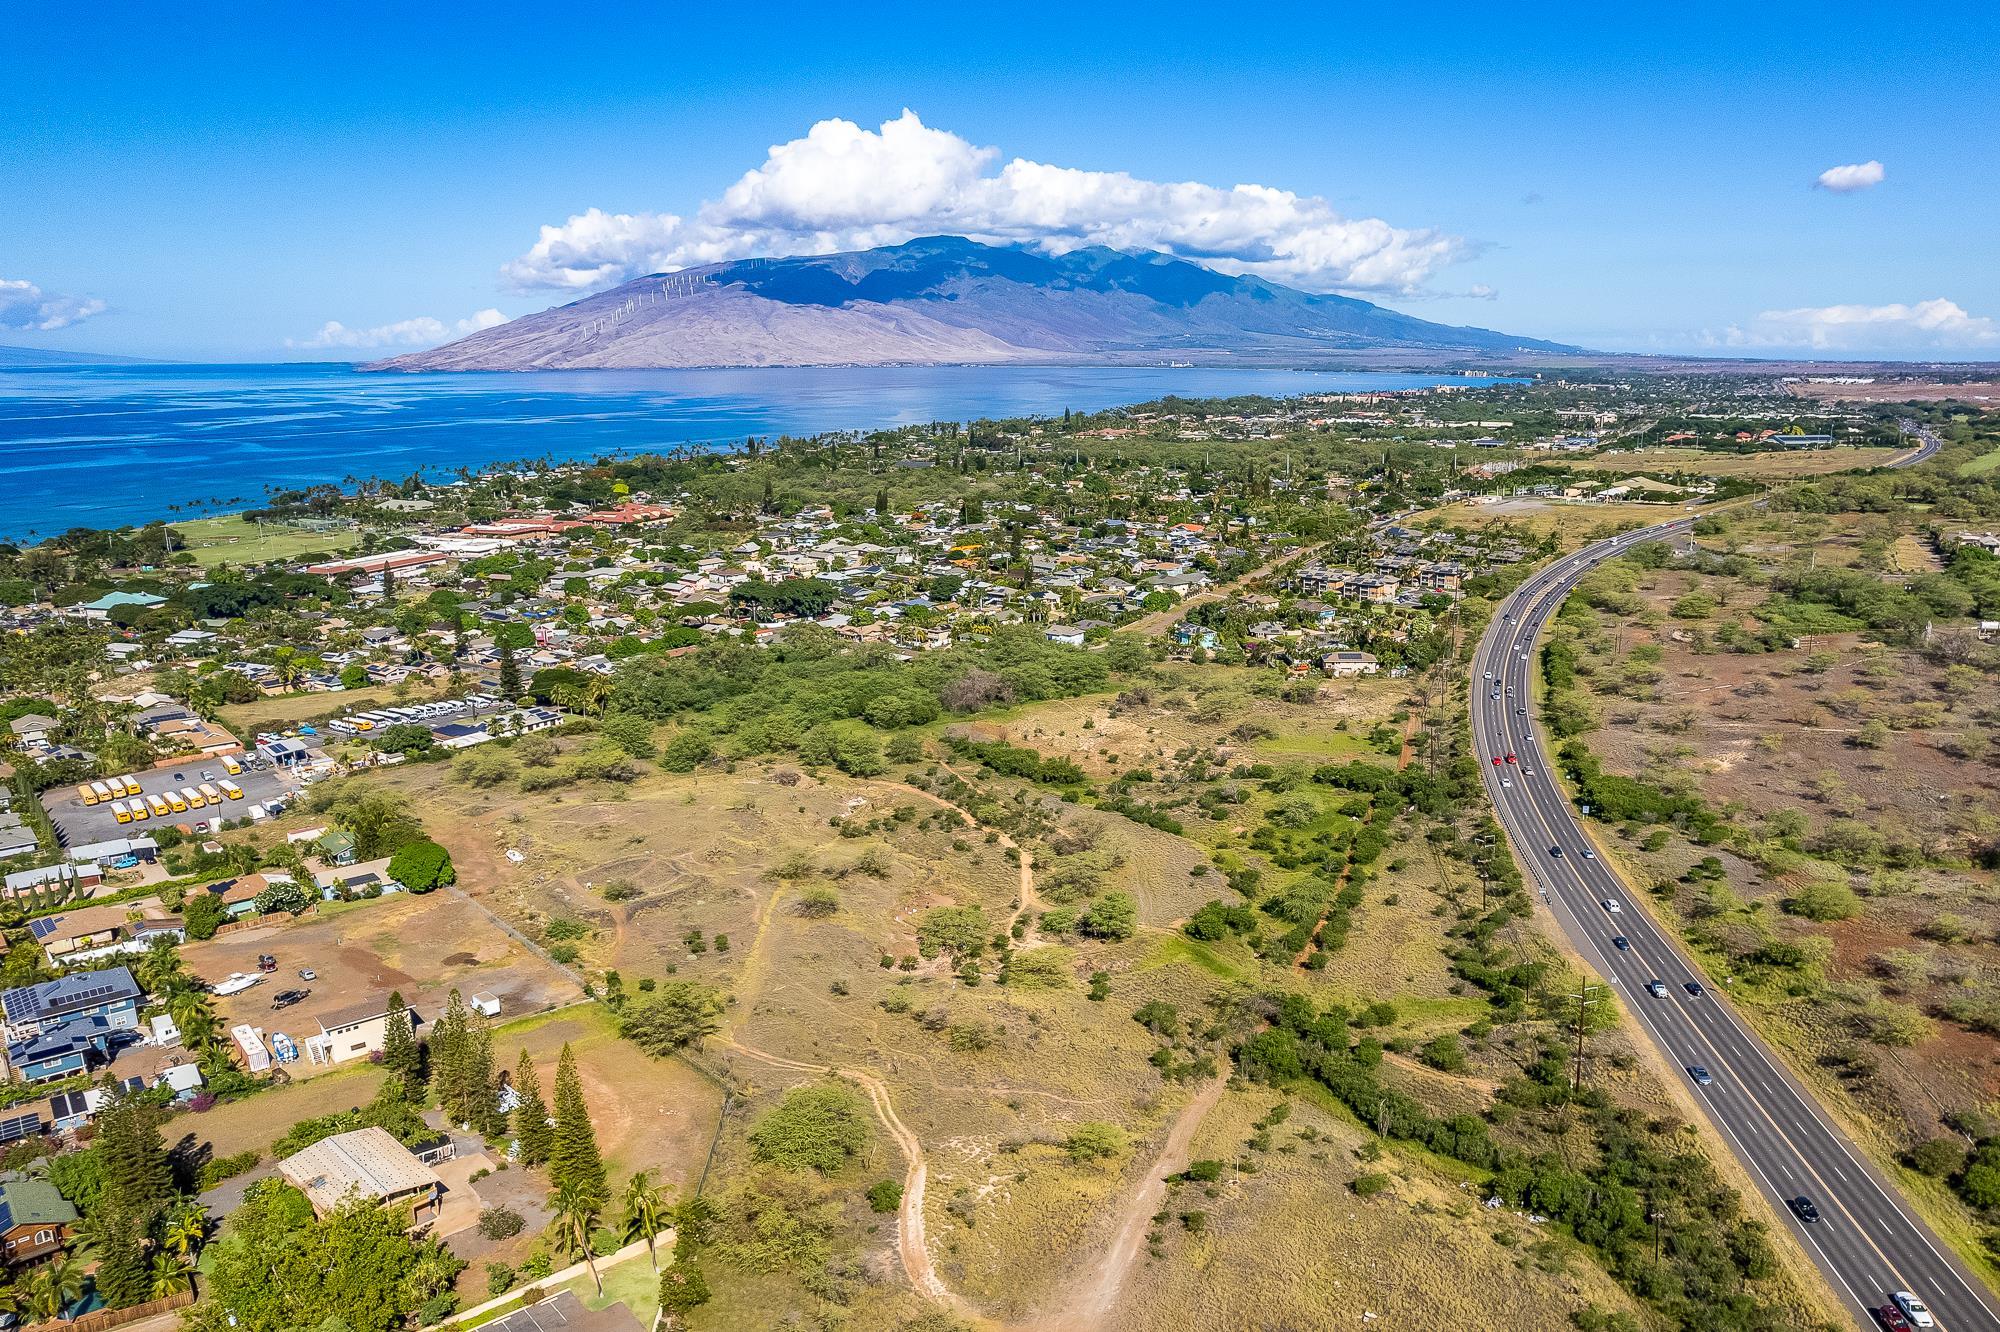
[0,362,1507,540]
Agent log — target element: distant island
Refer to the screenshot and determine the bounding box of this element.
[370,235,1580,373]
[0,344,154,367]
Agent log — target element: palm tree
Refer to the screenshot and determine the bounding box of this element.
[620,1169,668,1270]
[18,1255,84,1322]
[549,1181,603,1294]
[149,1252,194,1301]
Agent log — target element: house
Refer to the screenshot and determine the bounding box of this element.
[6,1018,117,1083]
[64,591,166,623]
[3,861,103,900]
[28,905,183,967]
[316,829,358,866]
[6,716,57,747]
[304,995,422,1066]
[1,967,143,1044]
[1323,651,1381,678]
[278,1125,444,1225]
[257,737,312,766]
[0,1177,78,1267]
[430,722,492,750]
[1043,625,1086,648]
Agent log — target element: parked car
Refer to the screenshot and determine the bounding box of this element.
[270,989,309,1010]
[257,954,278,973]
[298,967,317,981]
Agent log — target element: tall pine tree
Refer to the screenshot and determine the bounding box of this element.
[91,1087,171,1308]
[549,1043,606,1207]
[513,1048,553,1165]
[497,637,521,699]
[381,991,420,1083]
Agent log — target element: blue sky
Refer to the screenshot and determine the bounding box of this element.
[5,1,1996,361]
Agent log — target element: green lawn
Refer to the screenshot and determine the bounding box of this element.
[171,514,360,567]
[1959,446,2000,477]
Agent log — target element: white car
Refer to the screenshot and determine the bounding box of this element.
[1894,1291,1935,1328]
[1601,899,1622,914]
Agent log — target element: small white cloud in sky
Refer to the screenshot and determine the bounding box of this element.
[290,308,506,350]
[503,110,1469,297]
[1715,298,1997,353]
[0,277,107,330]
[1815,160,1884,193]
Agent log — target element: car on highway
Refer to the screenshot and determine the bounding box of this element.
[1687,1065,1713,1086]
[1600,899,1622,914]
[1683,980,1705,997]
[1646,980,1669,998]
[1504,753,1517,764]
[1874,1304,1912,1330]
[1580,848,1596,859]
[1611,935,1630,951]
[1501,777,1512,788]
[1492,756,1504,765]
[1548,845,1562,858]
[1788,1196,1820,1224]
[1892,1291,1934,1327]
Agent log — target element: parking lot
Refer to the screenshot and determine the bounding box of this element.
[44,761,305,849]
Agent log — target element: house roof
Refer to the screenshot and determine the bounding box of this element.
[1,967,140,1027]
[315,995,416,1033]
[0,1178,78,1230]
[278,1126,441,1213]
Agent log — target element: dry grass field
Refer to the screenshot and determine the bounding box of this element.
[1411,498,1685,547]
[1572,445,1903,478]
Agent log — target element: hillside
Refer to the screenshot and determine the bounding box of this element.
[370,236,1578,371]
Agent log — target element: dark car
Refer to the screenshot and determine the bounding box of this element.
[270,989,309,1010]
[1687,1065,1714,1086]
[1684,980,1705,997]
[1789,1196,1821,1223]
[1549,845,1563,857]
[257,954,278,973]
[1611,935,1630,951]
[1874,1305,1912,1330]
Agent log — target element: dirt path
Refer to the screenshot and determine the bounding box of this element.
[1024,1076,1229,1332]
[717,1038,967,1315]
[888,776,1043,945]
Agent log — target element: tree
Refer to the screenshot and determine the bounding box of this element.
[387,839,455,893]
[427,990,496,1129]
[253,876,313,916]
[1078,890,1137,941]
[381,992,420,1082]
[620,982,723,1057]
[149,1252,195,1300]
[90,1086,173,1307]
[511,1049,553,1165]
[183,891,228,940]
[549,1182,602,1294]
[658,1260,712,1327]
[549,1044,607,1207]
[749,1084,869,1174]
[621,1169,669,1270]
[497,638,521,699]
[16,1254,84,1322]
[1064,1121,1129,1164]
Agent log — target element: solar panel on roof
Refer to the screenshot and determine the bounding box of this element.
[0,1111,43,1144]
[28,919,59,940]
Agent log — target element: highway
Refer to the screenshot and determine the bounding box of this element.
[1470,421,1993,1330]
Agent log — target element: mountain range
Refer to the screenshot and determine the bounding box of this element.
[370,236,1579,372]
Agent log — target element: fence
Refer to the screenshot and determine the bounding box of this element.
[28,1289,194,1332]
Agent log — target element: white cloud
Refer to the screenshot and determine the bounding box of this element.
[290,308,506,350]
[0,277,107,331]
[1716,298,1999,354]
[1815,160,1884,193]
[503,110,1469,296]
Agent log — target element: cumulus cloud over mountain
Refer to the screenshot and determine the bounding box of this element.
[503,110,1467,297]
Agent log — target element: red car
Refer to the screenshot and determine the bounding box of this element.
[1492,756,1503,765]
[1875,1304,1912,1331]
[1505,753,1518,764]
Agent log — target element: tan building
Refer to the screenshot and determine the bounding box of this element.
[304,995,421,1066]
[277,1125,443,1224]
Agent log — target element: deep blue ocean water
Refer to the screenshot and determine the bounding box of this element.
[0,362,1503,540]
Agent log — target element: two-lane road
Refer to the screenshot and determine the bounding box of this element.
[1473,426,1991,1329]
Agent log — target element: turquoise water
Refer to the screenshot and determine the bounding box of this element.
[0,362,1502,539]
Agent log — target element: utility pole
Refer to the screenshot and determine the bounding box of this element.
[1570,982,1607,1093]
